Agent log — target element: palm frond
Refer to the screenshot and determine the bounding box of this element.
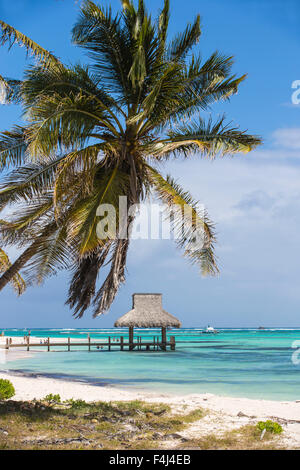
[158,0,170,45]
[0,126,27,171]
[93,237,130,317]
[67,166,129,255]
[148,166,218,276]
[0,158,63,210]
[72,1,131,99]
[23,224,72,284]
[154,117,261,158]
[0,75,22,104]
[25,92,118,157]
[0,196,53,241]
[0,248,26,294]
[0,220,59,293]
[167,14,201,61]
[66,243,112,318]
[0,20,60,67]
[53,144,102,217]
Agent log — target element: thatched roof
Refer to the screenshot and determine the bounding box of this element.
[114,293,181,328]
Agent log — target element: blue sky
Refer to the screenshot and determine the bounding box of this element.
[0,0,300,328]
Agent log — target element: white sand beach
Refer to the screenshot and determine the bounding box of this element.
[1,349,300,449]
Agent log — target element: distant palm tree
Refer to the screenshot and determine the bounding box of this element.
[0,0,261,317]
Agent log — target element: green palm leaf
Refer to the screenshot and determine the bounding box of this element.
[0,20,60,67]
[0,126,27,171]
[148,166,218,276]
[0,248,26,294]
[154,117,261,158]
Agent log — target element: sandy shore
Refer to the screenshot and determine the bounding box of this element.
[0,368,300,448]
[1,338,300,448]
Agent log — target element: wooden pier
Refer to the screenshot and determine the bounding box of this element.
[2,335,176,352]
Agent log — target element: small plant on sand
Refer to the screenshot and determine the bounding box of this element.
[257,420,283,434]
[64,398,87,409]
[43,393,61,404]
[0,379,15,400]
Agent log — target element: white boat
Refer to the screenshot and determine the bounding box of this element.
[203,326,219,334]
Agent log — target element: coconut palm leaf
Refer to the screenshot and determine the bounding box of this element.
[0,126,27,171]
[154,117,261,159]
[53,144,103,217]
[22,63,125,128]
[0,75,22,104]
[148,166,218,275]
[0,158,63,209]
[0,196,54,240]
[93,237,130,317]
[23,224,72,284]
[0,220,61,292]
[0,20,60,67]
[26,92,119,158]
[72,1,132,100]
[0,248,26,294]
[167,14,201,61]
[66,243,112,318]
[66,166,130,255]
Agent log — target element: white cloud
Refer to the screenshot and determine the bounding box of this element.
[234,190,276,212]
[272,128,300,150]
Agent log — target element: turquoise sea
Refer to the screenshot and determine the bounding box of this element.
[1,328,300,401]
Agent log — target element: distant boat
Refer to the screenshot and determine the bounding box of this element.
[203,326,219,334]
[258,326,266,330]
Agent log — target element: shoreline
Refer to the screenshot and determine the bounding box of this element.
[1,347,300,447]
[1,335,300,420]
[1,337,300,403]
[1,368,300,448]
[1,367,300,420]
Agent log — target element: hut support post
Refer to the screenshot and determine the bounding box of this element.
[161,327,167,351]
[129,327,134,351]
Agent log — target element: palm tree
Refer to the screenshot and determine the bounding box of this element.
[0,0,261,317]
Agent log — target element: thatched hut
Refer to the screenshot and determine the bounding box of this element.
[114,293,181,350]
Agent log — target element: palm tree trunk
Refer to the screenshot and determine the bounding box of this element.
[0,221,58,292]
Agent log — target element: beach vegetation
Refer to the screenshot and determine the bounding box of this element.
[0,398,286,450]
[0,398,204,449]
[257,420,283,435]
[64,398,88,409]
[43,393,61,404]
[0,0,261,316]
[0,379,15,400]
[179,424,284,450]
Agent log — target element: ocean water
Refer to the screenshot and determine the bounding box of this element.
[1,328,300,401]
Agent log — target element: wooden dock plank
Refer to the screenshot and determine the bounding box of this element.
[3,336,176,352]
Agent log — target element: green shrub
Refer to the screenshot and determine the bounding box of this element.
[0,379,15,400]
[257,420,283,434]
[64,398,87,409]
[43,393,61,404]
